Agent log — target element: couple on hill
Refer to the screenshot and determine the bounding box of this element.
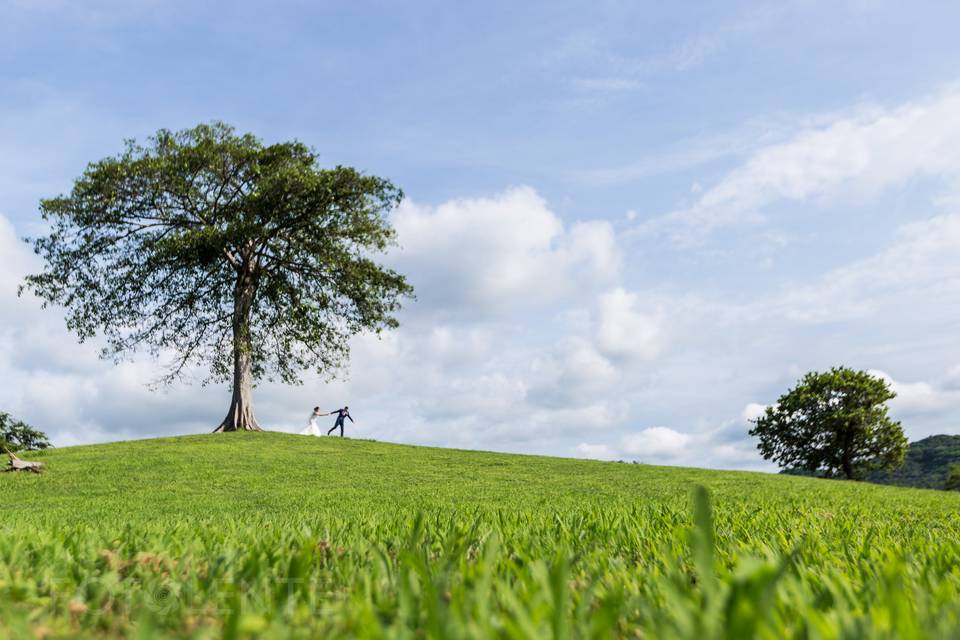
[301,406,353,438]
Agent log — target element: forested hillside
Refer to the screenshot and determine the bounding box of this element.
[867,434,960,489]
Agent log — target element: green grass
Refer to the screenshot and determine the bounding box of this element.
[3,432,960,638]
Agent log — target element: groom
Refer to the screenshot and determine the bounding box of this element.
[327,406,354,437]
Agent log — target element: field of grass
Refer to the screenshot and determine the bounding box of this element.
[3,432,960,638]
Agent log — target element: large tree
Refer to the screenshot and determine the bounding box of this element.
[22,123,413,432]
[749,367,907,480]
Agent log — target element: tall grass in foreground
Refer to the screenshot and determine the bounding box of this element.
[2,433,959,638]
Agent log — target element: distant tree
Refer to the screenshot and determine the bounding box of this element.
[0,411,51,452]
[749,367,907,480]
[946,464,960,492]
[21,123,413,432]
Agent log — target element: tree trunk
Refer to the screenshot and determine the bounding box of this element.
[214,268,262,433]
[841,452,853,480]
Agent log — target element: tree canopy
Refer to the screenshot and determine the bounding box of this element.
[749,367,907,480]
[22,123,413,431]
[0,411,51,452]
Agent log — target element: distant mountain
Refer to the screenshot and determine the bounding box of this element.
[866,434,960,490]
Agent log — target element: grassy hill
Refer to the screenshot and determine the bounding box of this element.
[3,432,960,638]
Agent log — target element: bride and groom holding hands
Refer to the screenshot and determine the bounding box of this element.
[301,406,354,438]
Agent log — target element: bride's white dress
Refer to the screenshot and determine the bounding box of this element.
[300,413,323,437]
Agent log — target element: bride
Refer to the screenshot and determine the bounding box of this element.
[300,406,327,437]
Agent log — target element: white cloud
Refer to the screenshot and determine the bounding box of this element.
[943,366,960,391]
[741,403,767,422]
[645,90,960,242]
[621,426,690,458]
[576,442,618,461]
[869,369,960,417]
[527,337,617,407]
[767,212,960,324]
[391,186,620,315]
[595,288,662,361]
[576,403,772,469]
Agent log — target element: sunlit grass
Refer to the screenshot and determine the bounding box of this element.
[3,432,959,638]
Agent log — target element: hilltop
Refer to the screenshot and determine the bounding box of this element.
[5,431,949,524]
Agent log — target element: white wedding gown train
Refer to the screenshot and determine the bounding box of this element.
[301,414,323,437]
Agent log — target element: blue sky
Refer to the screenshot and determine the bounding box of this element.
[2,1,960,468]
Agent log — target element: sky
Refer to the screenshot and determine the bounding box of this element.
[2,0,960,470]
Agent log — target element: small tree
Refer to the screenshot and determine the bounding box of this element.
[22,123,413,432]
[945,464,960,492]
[749,367,907,480]
[0,411,51,452]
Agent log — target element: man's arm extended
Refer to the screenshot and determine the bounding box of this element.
[348,414,355,423]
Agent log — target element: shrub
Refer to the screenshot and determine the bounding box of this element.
[0,411,51,452]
